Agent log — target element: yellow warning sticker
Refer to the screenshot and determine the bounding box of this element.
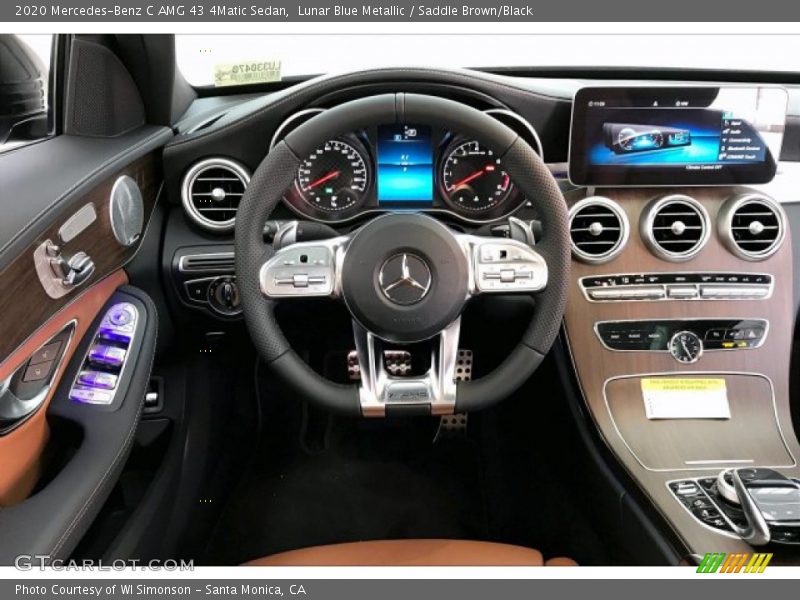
[640,378,730,419]
[641,378,726,393]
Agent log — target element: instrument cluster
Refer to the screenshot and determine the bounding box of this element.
[274,110,540,223]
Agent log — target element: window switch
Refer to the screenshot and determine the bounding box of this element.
[23,360,55,382]
[88,345,127,368]
[78,371,118,390]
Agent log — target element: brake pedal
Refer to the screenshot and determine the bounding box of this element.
[347,349,412,380]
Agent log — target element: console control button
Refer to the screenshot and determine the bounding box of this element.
[700,285,771,299]
[669,479,732,531]
[588,288,621,300]
[588,286,665,300]
[689,497,714,510]
[582,272,772,302]
[184,278,213,304]
[597,319,767,352]
[693,506,721,521]
[667,285,698,299]
[207,277,241,315]
[703,515,730,529]
[671,481,700,496]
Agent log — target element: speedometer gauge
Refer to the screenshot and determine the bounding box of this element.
[296,139,369,212]
[441,141,513,212]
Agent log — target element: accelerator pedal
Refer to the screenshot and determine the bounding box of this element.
[434,349,472,441]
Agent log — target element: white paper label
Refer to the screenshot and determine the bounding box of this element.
[641,378,731,420]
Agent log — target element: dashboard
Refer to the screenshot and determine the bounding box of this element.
[160,70,800,560]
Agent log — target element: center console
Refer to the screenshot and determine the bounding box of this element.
[563,186,800,560]
[563,85,799,561]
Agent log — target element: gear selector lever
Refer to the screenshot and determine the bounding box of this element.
[724,468,800,546]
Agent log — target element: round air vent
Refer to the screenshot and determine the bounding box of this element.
[718,193,786,261]
[641,194,710,261]
[181,158,250,232]
[568,197,629,263]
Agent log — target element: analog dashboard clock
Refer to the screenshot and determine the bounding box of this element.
[668,330,703,364]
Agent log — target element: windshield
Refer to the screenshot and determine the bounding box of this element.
[176,34,800,87]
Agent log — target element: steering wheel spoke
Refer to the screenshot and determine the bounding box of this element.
[354,318,460,417]
[259,235,350,299]
[457,234,548,296]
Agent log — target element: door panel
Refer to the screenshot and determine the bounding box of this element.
[0,150,162,360]
[0,34,173,562]
[0,286,159,562]
[0,270,127,505]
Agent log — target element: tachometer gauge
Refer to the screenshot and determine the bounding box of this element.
[441,140,513,212]
[296,139,369,212]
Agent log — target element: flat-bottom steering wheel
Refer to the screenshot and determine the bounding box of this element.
[235,93,570,417]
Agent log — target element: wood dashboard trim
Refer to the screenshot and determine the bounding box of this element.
[602,371,795,472]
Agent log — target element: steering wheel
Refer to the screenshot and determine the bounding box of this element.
[235,94,570,417]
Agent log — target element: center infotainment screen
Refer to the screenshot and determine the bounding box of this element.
[568,86,787,186]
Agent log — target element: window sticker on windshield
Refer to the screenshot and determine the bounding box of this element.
[213,60,282,87]
[640,378,730,420]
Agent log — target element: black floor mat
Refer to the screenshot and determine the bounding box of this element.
[203,408,488,565]
[202,355,612,566]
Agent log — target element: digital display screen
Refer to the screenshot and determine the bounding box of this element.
[569,87,787,186]
[377,124,433,203]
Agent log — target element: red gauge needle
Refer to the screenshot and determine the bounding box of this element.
[305,170,340,190]
[452,164,495,188]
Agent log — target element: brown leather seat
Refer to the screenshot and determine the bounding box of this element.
[243,539,577,566]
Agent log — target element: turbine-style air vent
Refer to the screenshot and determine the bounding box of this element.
[718,193,785,261]
[181,158,250,232]
[569,197,629,263]
[641,195,710,261]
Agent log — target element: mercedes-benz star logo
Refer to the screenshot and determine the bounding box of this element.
[378,253,432,305]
